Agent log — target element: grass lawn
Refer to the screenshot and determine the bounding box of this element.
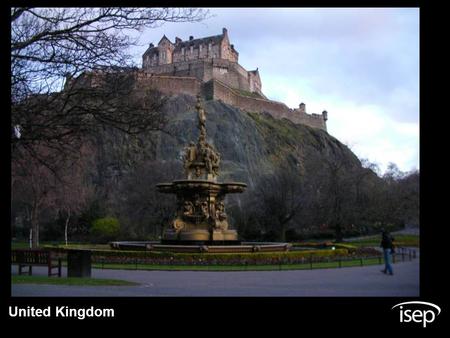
[344,234,419,247]
[92,257,383,271]
[11,241,112,250]
[11,241,33,249]
[53,243,112,250]
[11,275,139,286]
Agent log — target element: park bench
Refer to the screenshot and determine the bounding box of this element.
[12,249,62,277]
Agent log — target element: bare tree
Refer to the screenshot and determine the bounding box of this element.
[12,140,97,247]
[310,155,358,242]
[375,163,419,229]
[12,145,58,247]
[253,165,305,242]
[11,8,209,170]
[11,8,208,99]
[113,160,179,239]
[396,170,419,228]
[51,144,95,245]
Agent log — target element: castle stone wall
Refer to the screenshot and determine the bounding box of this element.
[293,112,327,130]
[135,74,202,97]
[142,59,206,80]
[141,58,265,97]
[206,79,327,131]
[209,79,290,115]
[68,69,327,131]
[131,73,326,131]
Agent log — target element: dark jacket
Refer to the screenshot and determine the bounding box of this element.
[380,233,395,250]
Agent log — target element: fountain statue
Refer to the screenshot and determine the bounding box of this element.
[156,95,247,244]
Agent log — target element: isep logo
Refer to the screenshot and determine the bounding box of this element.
[392,301,441,328]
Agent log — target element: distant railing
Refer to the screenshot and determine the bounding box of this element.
[392,246,417,263]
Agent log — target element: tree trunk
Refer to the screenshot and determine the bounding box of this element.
[335,224,343,242]
[64,209,71,246]
[30,206,39,248]
[279,223,287,242]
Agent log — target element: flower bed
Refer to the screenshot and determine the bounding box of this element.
[87,248,349,266]
[46,243,385,266]
[291,241,358,252]
[349,247,381,257]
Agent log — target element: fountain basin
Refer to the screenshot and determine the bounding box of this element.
[110,241,292,253]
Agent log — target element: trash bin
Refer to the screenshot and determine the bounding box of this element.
[67,250,91,277]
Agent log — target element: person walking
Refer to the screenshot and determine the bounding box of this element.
[380,229,395,275]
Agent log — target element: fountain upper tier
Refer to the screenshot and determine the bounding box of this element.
[157,180,247,195]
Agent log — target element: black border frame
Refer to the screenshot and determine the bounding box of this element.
[3,1,447,330]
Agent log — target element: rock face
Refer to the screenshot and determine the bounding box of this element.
[151,94,361,188]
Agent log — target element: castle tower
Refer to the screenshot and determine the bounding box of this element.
[142,28,239,68]
[298,103,306,114]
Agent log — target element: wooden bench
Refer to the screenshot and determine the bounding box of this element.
[12,249,62,277]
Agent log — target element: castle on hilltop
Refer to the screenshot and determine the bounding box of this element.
[140,28,328,131]
[142,28,265,99]
[67,28,328,131]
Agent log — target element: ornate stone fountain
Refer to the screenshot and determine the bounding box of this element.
[156,95,246,244]
[110,95,290,253]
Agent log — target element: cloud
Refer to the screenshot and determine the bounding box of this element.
[260,77,419,173]
[325,99,419,173]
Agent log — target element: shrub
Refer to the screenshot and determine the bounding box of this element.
[261,230,279,242]
[239,228,262,241]
[91,217,121,243]
[285,229,304,242]
[307,230,335,240]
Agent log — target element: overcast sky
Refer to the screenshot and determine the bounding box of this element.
[134,8,419,174]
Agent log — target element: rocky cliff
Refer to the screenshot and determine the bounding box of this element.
[147,94,362,187]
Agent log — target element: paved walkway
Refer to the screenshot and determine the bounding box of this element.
[11,257,419,297]
[344,228,419,242]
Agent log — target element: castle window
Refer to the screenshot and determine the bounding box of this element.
[199,44,202,53]
[182,47,185,55]
[190,46,194,54]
